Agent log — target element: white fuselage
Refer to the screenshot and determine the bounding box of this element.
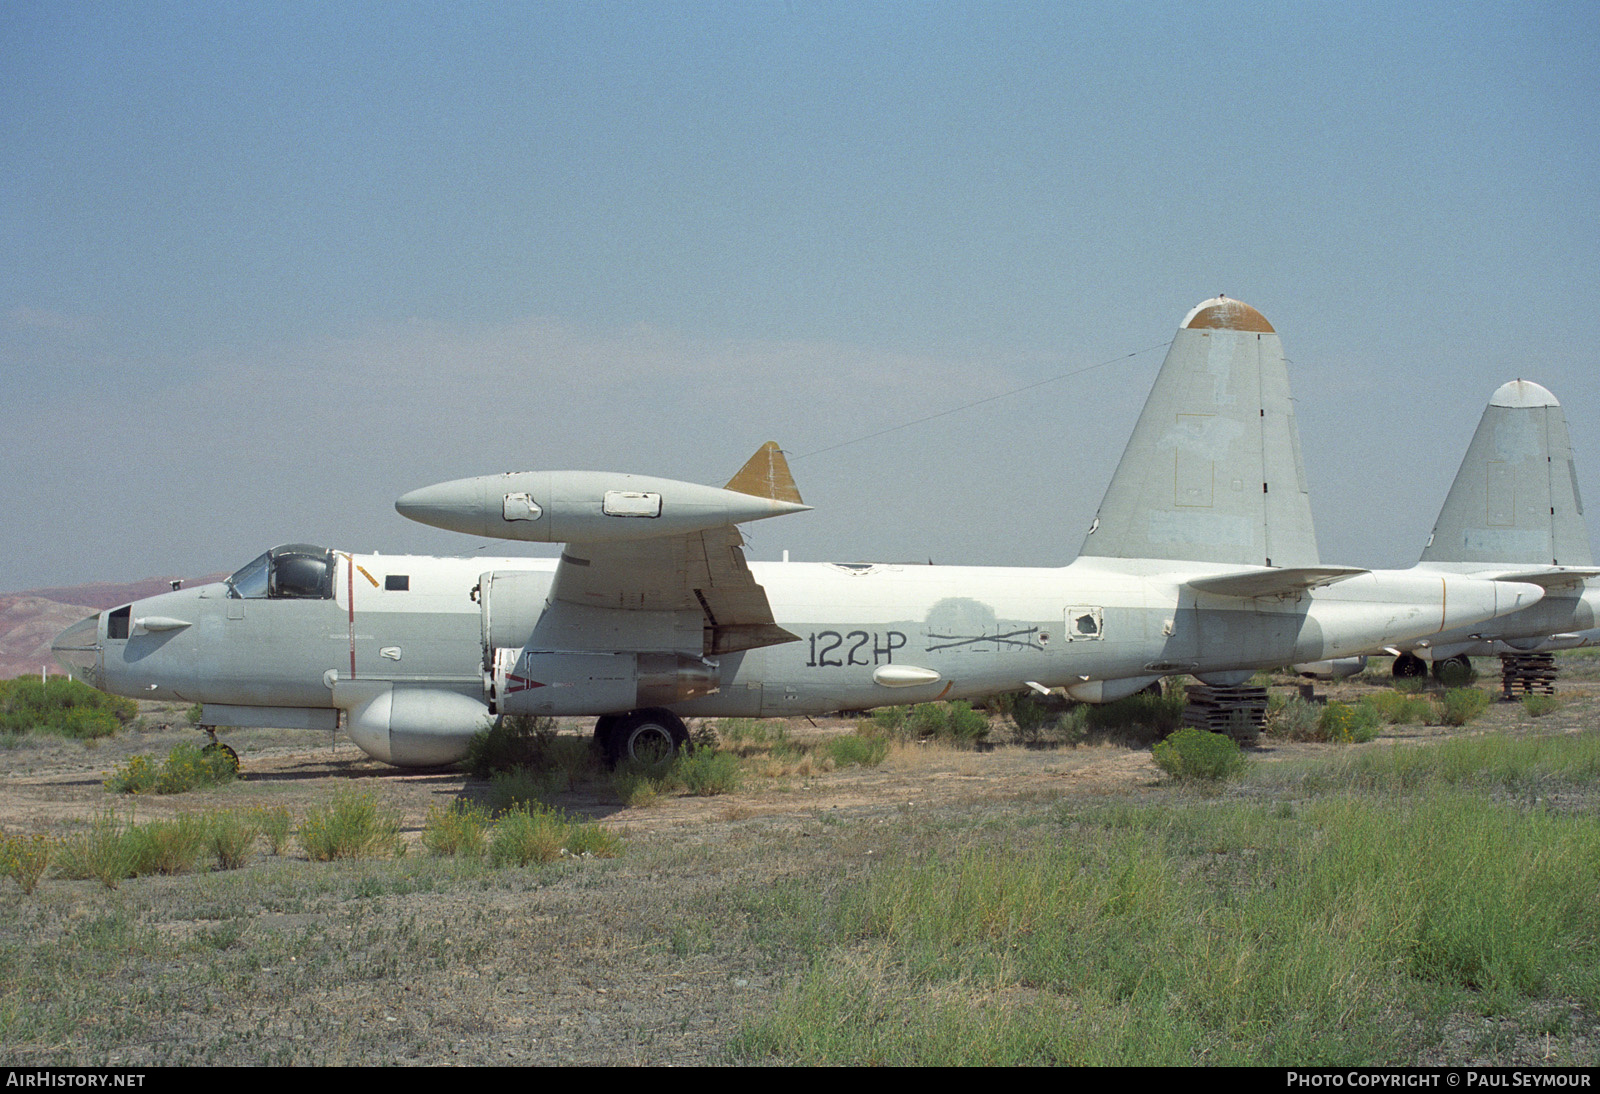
[70,549,1536,723]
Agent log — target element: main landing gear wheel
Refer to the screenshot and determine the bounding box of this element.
[1432,654,1472,680]
[601,709,689,769]
[1392,652,1427,678]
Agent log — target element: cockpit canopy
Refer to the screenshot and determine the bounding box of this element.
[226,544,335,600]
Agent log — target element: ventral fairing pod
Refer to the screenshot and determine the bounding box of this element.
[396,442,811,544]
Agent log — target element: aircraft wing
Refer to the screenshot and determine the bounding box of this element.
[549,522,798,654]
[1186,566,1368,599]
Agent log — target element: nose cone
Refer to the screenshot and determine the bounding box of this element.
[51,614,103,686]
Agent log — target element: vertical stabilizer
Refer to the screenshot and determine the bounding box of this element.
[1080,297,1319,567]
[1420,380,1591,566]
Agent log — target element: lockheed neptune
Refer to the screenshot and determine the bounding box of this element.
[53,298,1547,766]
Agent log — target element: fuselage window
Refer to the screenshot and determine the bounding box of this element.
[385,575,410,591]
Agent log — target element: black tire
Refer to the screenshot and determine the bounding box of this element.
[1392,652,1427,678]
[202,741,240,773]
[606,709,688,768]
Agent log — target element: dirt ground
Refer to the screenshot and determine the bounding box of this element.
[1,671,1596,1066]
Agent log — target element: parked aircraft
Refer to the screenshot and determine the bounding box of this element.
[53,298,1546,767]
[1375,380,1599,679]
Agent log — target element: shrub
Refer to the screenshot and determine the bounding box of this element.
[129,814,208,875]
[298,790,404,861]
[205,809,260,870]
[0,676,137,738]
[489,805,570,866]
[54,812,140,889]
[252,806,292,855]
[869,706,908,735]
[0,832,52,895]
[1434,687,1491,727]
[671,748,742,796]
[488,804,620,865]
[563,818,622,858]
[486,767,564,813]
[1266,694,1321,739]
[711,718,774,750]
[827,734,889,768]
[1083,689,1185,746]
[422,801,492,858]
[462,714,561,777]
[612,765,663,808]
[907,701,990,747]
[1522,694,1562,718]
[104,743,238,795]
[988,690,1057,742]
[1152,728,1249,782]
[1367,690,1432,726]
[1318,701,1383,744]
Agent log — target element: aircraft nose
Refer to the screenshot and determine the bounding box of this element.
[51,614,103,686]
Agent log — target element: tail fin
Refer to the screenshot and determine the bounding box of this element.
[724,441,804,505]
[1421,380,1592,567]
[1079,297,1320,568]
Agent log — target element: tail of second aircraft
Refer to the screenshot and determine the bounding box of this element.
[1079,296,1320,569]
[1420,380,1592,568]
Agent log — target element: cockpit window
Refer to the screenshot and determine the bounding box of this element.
[227,553,271,599]
[227,544,334,600]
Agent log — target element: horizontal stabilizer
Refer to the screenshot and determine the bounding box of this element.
[1186,566,1368,599]
[1471,567,1600,589]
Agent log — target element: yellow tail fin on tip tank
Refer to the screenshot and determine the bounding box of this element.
[724,441,804,506]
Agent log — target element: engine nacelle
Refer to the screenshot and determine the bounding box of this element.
[344,686,492,767]
[491,648,718,715]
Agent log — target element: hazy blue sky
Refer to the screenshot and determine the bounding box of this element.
[4,1,1597,591]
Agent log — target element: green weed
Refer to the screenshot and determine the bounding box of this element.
[1433,687,1491,726]
[1151,728,1249,781]
[421,802,492,858]
[0,832,52,895]
[104,743,238,795]
[826,734,889,768]
[205,809,260,870]
[0,675,136,738]
[298,791,404,862]
[669,748,742,796]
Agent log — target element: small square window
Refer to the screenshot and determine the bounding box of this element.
[385,575,410,591]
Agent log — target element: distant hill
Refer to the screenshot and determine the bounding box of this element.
[10,575,227,611]
[0,574,226,680]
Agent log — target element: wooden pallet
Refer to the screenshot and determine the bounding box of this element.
[1499,653,1557,697]
[1181,684,1268,742]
